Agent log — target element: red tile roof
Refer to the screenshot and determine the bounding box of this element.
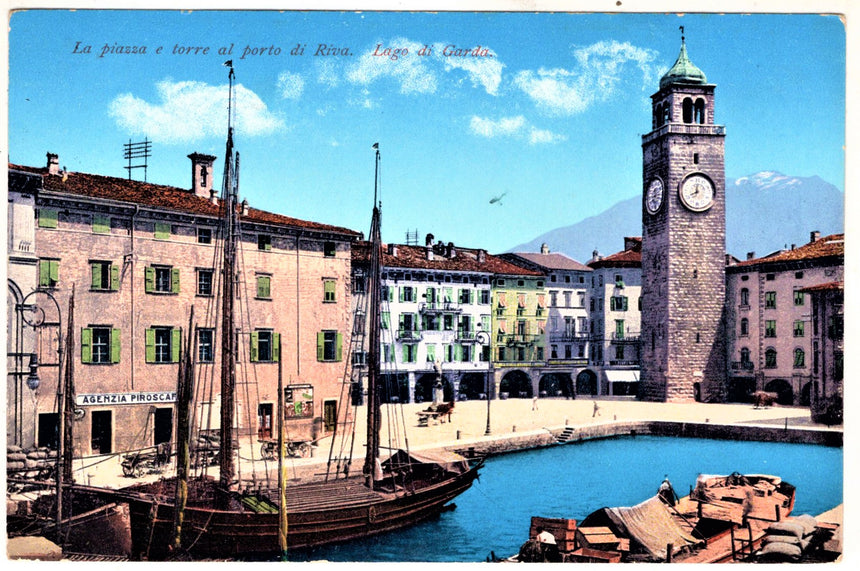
[799,280,843,293]
[731,234,844,269]
[588,237,642,269]
[352,242,543,276]
[10,163,361,237]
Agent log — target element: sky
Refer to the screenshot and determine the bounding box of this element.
[7,8,847,256]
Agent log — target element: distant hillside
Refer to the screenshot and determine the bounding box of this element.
[508,172,844,262]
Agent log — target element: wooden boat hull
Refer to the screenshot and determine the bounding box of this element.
[125,465,480,560]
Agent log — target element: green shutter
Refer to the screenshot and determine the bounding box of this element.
[171,268,181,294]
[399,287,404,302]
[250,331,259,362]
[111,329,121,363]
[427,344,436,362]
[145,266,155,293]
[38,208,58,229]
[272,333,280,362]
[257,276,270,299]
[316,332,325,361]
[81,328,93,363]
[171,329,181,362]
[155,222,170,240]
[110,265,120,291]
[335,332,343,362]
[401,345,408,362]
[454,344,462,361]
[381,312,390,329]
[91,263,102,289]
[49,261,59,285]
[93,215,110,234]
[145,328,156,363]
[39,260,49,287]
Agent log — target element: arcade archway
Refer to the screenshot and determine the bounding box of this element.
[539,373,573,398]
[576,370,598,396]
[415,373,454,403]
[764,379,794,406]
[499,370,532,398]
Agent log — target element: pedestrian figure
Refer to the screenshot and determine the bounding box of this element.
[532,395,538,411]
[592,401,601,417]
[658,476,676,506]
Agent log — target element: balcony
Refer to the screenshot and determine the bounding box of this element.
[499,333,540,346]
[731,361,755,375]
[418,301,462,314]
[611,331,640,343]
[609,359,639,367]
[456,329,477,342]
[396,329,423,342]
[642,123,726,145]
[549,332,590,343]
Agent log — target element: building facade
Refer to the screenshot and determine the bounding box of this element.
[9,152,360,457]
[640,37,727,402]
[585,238,643,396]
[500,244,591,398]
[803,281,843,424]
[724,232,844,406]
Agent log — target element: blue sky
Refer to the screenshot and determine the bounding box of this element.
[8,10,845,256]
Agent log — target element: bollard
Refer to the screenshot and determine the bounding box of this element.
[666,543,673,563]
[705,418,709,423]
[564,418,568,426]
[512,425,516,433]
[456,430,461,440]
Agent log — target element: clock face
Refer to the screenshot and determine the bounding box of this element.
[679,174,715,211]
[646,178,664,214]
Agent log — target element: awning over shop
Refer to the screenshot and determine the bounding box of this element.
[604,370,640,383]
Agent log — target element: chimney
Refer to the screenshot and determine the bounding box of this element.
[591,249,601,263]
[188,153,217,199]
[446,242,456,258]
[425,233,435,246]
[426,247,434,261]
[540,243,550,255]
[478,249,486,263]
[46,153,60,176]
[388,244,398,257]
[241,199,249,216]
[791,244,796,250]
[725,254,733,266]
[746,252,755,260]
[810,230,820,243]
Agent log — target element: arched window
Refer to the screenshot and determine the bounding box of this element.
[740,288,750,306]
[740,347,751,364]
[663,103,670,125]
[794,348,806,368]
[740,318,749,336]
[682,98,693,123]
[654,103,663,128]
[765,348,777,368]
[694,98,706,124]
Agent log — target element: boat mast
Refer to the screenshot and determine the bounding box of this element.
[364,143,382,489]
[219,61,239,494]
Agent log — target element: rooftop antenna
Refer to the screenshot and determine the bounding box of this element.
[405,229,418,246]
[123,138,151,181]
[680,25,685,43]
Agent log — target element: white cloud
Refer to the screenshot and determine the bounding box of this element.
[109,79,283,144]
[436,45,504,95]
[515,40,659,116]
[316,60,340,88]
[277,71,305,100]
[346,38,438,94]
[469,115,565,145]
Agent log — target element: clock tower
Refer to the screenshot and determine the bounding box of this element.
[640,32,727,402]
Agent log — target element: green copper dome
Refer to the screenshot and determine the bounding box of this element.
[659,40,707,89]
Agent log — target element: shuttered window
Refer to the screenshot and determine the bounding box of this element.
[38,208,58,229]
[145,327,181,363]
[154,222,171,240]
[256,275,271,299]
[317,331,342,362]
[39,259,60,288]
[81,327,121,364]
[92,215,111,234]
[91,261,119,291]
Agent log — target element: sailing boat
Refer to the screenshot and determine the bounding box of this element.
[113,67,481,560]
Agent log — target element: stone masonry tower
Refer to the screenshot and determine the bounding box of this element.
[640,32,727,402]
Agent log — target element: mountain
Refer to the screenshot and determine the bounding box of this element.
[508,172,844,263]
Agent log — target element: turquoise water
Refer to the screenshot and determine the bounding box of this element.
[289,436,842,562]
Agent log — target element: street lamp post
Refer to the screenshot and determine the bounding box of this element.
[19,288,64,532]
[476,331,492,436]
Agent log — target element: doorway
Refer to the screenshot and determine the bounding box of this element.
[91,410,112,454]
[154,408,173,445]
[258,403,273,439]
[323,400,337,432]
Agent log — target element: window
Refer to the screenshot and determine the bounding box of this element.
[251,330,280,362]
[154,222,171,241]
[382,344,393,363]
[459,288,472,304]
[565,345,573,359]
[793,348,806,368]
[145,266,180,294]
[765,291,776,309]
[615,320,625,338]
[81,327,120,364]
[740,288,750,306]
[381,312,390,330]
[740,347,751,364]
[91,261,119,291]
[353,311,365,335]
[766,273,775,281]
[550,291,558,307]
[258,234,272,251]
[536,346,544,361]
[460,345,472,362]
[146,327,181,364]
[197,329,214,363]
[197,269,214,297]
[324,241,336,257]
[793,320,805,337]
[92,214,110,234]
[197,227,213,244]
[765,320,776,338]
[795,272,804,279]
[39,259,59,288]
[252,275,270,299]
[563,291,572,307]
[794,291,805,306]
[352,351,367,366]
[828,314,843,339]
[402,344,417,363]
[740,318,749,336]
[317,330,342,362]
[400,286,415,303]
[323,279,336,303]
[551,345,558,359]
[426,344,436,363]
[610,296,628,311]
[38,208,58,228]
[353,275,366,293]
[765,348,777,368]
[498,347,506,361]
[443,314,454,331]
[479,289,490,305]
[615,345,625,360]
